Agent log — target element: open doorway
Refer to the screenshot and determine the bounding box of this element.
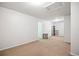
[51,18,64,37]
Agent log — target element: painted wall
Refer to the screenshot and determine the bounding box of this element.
[0,7,40,50]
[71,3,79,55]
[42,21,52,38]
[64,16,71,43]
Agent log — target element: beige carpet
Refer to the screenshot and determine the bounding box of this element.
[0,36,70,56]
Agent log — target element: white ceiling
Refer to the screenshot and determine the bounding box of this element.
[0,2,70,20]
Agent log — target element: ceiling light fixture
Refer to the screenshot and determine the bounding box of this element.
[52,18,64,22]
[29,2,55,7]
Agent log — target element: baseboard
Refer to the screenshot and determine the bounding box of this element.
[64,40,71,44]
[0,39,38,51]
[59,36,64,37]
[70,52,79,56]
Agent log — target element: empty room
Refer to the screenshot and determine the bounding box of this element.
[0,2,79,56]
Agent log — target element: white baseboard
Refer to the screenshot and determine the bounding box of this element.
[64,40,71,43]
[71,52,79,56]
[0,39,38,51]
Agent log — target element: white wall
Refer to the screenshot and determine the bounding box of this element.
[0,7,40,50]
[42,21,52,38]
[71,3,79,55]
[64,16,71,43]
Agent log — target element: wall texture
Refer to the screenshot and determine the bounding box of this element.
[0,7,40,50]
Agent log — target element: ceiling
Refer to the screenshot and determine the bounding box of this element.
[0,2,70,20]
